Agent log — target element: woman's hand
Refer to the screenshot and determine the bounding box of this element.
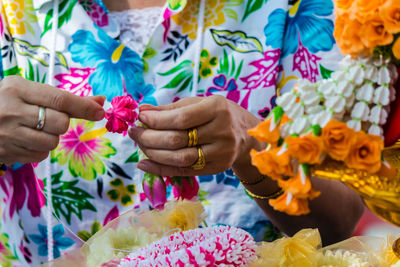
[129,95,265,176]
[0,76,105,165]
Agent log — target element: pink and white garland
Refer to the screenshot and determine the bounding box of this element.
[118,226,257,267]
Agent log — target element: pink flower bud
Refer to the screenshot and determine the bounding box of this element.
[142,174,167,210]
[167,176,199,200]
[105,95,138,133]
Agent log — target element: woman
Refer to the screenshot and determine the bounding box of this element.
[0,0,363,265]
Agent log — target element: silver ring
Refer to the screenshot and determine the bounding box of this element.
[36,106,46,130]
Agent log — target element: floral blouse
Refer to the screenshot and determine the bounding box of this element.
[0,0,341,265]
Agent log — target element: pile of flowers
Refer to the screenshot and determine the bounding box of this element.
[248,0,400,216]
[118,226,257,267]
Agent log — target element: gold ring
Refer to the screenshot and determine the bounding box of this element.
[187,128,198,147]
[191,146,206,170]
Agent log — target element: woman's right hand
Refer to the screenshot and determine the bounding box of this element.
[0,76,106,165]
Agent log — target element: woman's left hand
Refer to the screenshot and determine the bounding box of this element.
[129,95,265,176]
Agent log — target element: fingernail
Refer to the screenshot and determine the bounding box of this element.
[137,160,149,171]
[139,104,158,112]
[96,110,105,120]
[139,113,148,124]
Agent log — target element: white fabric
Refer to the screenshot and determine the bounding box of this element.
[109,7,164,55]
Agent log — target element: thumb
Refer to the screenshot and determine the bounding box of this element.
[87,95,106,106]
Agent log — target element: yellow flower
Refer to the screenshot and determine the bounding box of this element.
[163,200,205,231]
[345,131,383,173]
[171,0,226,39]
[199,49,218,78]
[3,0,37,35]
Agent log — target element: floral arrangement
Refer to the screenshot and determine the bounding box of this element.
[117,226,257,267]
[248,0,400,216]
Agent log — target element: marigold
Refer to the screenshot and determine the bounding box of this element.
[345,131,384,173]
[285,135,324,165]
[393,37,400,60]
[379,0,400,34]
[248,117,280,146]
[360,13,393,49]
[250,149,293,180]
[353,0,383,22]
[269,192,310,216]
[322,120,355,161]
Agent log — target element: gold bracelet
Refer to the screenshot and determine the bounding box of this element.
[239,175,266,185]
[245,188,284,200]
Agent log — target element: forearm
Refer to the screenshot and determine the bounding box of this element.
[233,153,364,245]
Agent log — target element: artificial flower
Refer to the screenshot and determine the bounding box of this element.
[142,173,167,210]
[322,120,355,161]
[105,96,138,133]
[317,250,369,266]
[360,13,393,49]
[285,135,324,164]
[166,176,199,200]
[393,37,400,60]
[379,0,400,34]
[119,226,257,267]
[334,0,354,13]
[269,192,311,215]
[162,200,205,232]
[345,131,384,173]
[248,117,280,146]
[278,172,314,198]
[250,148,293,180]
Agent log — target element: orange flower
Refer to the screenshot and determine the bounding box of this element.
[379,0,400,34]
[278,172,313,198]
[322,120,355,161]
[248,117,280,146]
[285,135,324,165]
[250,149,293,180]
[334,14,368,57]
[360,13,394,49]
[334,0,355,14]
[376,160,397,179]
[353,0,383,22]
[269,193,310,216]
[393,37,400,60]
[345,131,384,173]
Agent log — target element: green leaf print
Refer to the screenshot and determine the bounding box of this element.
[242,0,269,22]
[14,39,68,68]
[125,150,139,163]
[42,0,78,36]
[158,60,194,93]
[142,47,157,73]
[24,60,47,83]
[44,171,97,224]
[319,64,334,79]
[218,49,244,80]
[211,29,263,54]
[77,219,102,242]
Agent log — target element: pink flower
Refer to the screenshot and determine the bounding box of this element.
[167,176,199,200]
[142,174,167,210]
[105,96,138,133]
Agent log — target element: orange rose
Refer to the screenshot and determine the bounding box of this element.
[269,192,310,216]
[360,13,394,49]
[322,120,355,161]
[334,14,368,57]
[248,117,280,147]
[379,0,400,34]
[250,148,293,180]
[345,131,384,173]
[285,135,324,165]
[334,0,355,14]
[393,37,400,60]
[353,0,383,22]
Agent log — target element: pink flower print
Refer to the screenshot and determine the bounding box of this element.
[293,40,321,83]
[79,0,109,27]
[55,68,94,97]
[105,96,138,133]
[240,49,281,90]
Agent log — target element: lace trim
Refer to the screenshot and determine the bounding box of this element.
[109,6,163,55]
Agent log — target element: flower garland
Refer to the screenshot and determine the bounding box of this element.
[118,226,257,267]
[248,0,400,216]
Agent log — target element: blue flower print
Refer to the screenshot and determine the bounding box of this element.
[69,27,156,104]
[264,0,335,58]
[29,224,75,259]
[199,168,240,188]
